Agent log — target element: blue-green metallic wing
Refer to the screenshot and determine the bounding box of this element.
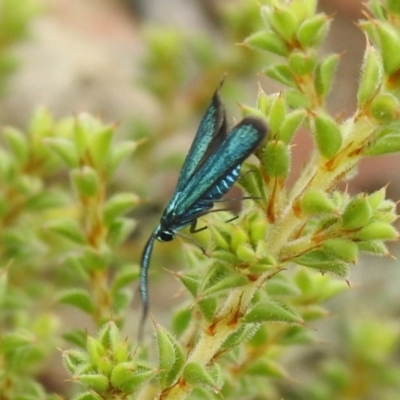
[172,116,267,216]
[175,86,227,192]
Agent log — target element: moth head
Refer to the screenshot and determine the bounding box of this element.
[155,225,174,242]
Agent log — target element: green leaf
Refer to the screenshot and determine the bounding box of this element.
[262,140,290,177]
[322,238,358,263]
[57,289,95,314]
[3,127,29,164]
[71,166,100,198]
[183,362,218,389]
[77,374,109,393]
[376,21,400,75]
[265,64,298,88]
[245,358,286,377]
[156,324,182,388]
[244,300,303,324]
[44,137,79,167]
[313,111,342,158]
[314,54,340,99]
[103,193,139,225]
[357,44,382,108]
[356,222,398,241]
[297,13,330,47]
[46,219,86,244]
[245,30,289,56]
[277,109,305,144]
[300,189,337,214]
[294,250,349,276]
[110,363,154,392]
[269,95,286,135]
[342,197,372,230]
[111,264,139,293]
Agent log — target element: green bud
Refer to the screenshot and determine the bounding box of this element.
[183,362,217,388]
[357,240,389,256]
[300,189,336,214]
[288,51,316,75]
[355,222,398,241]
[269,96,286,135]
[72,167,100,198]
[230,226,249,251]
[46,219,86,244]
[269,5,299,42]
[357,44,382,108]
[359,21,379,43]
[198,297,217,321]
[87,336,105,367]
[370,93,398,122]
[77,374,109,393]
[97,321,120,351]
[111,264,139,293]
[110,362,136,390]
[240,105,266,119]
[3,127,29,164]
[249,219,268,244]
[211,227,230,250]
[89,126,114,170]
[297,14,330,47]
[366,131,400,156]
[103,193,140,225]
[203,274,248,296]
[367,188,386,210]
[244,300,303,324]
[342,197,372,230]
[178,273,200,297]
[277,109,304,144]
[315,54,340,99]
[63,349,88,374]
[109,141,139,174]
[82,244,111,271]
[245,31,289,56]
[213,249,238,265]
[263,140,290,177]
[57,289,95,314]
[301,305,330,320]
[284,89,311,109]
[156,325,176,382]
[313,111,342,159]
[265,64,297,88]
[236,243,256,263]
[295,250,348,276]
[107,218,136,247]
[322,238,358,263]
[257,88,271,115]
[45,137,79,167]
[245,358,286,378]
[376,21,400,75]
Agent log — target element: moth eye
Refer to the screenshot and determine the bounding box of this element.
[157,230,174,242]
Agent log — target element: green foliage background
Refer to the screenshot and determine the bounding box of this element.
[1,0,400,399]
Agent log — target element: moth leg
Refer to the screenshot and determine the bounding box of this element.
[190,219,207,234]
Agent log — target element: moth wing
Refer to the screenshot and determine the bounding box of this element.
[175,86,227,192]
[173,117,267,215]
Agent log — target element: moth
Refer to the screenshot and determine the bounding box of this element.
[140,84,268,323]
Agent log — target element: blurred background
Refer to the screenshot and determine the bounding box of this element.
[1,0,400,397]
